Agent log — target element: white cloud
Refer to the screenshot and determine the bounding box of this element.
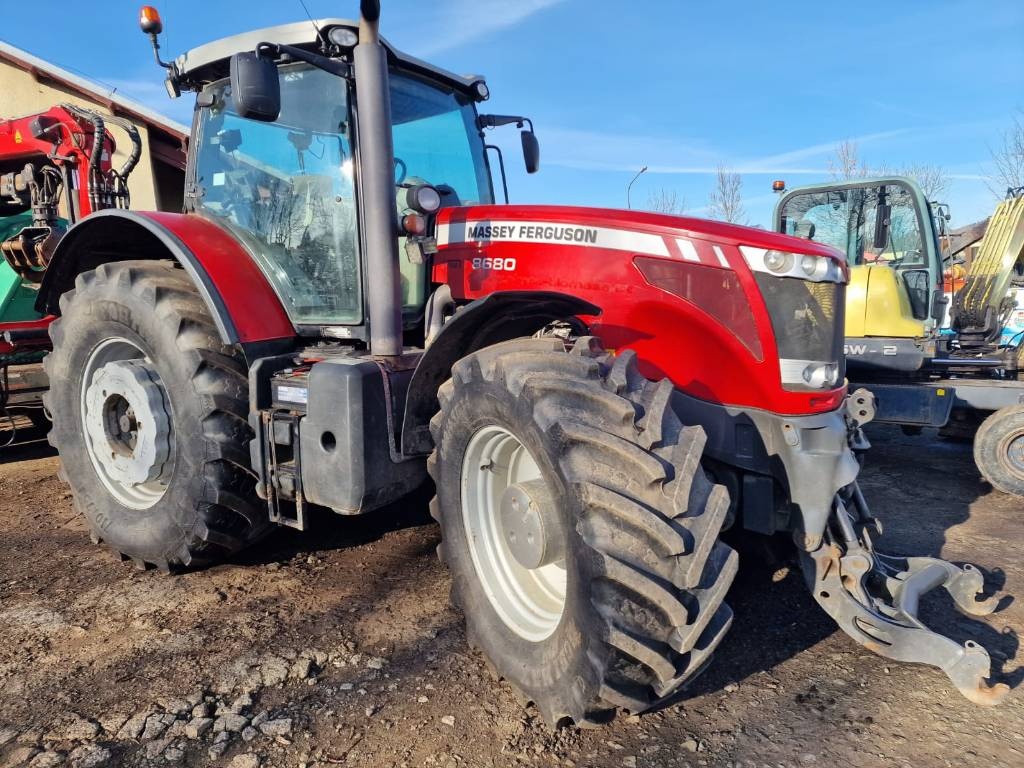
[741,130,909,172]
[539,127,720,174]
[402,0,568,57]
[542,126,912,177]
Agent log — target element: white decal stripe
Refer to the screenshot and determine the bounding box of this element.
[712,245,729,267]
[437,220,670,258]
[676,238,700,262]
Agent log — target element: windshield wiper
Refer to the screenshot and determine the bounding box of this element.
[256,43,351,79]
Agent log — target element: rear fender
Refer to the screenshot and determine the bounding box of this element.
[400,290,600,455]
[37,209,295,349]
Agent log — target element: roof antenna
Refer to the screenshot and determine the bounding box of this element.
[297,0,323,42]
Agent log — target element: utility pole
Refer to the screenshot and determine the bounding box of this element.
[627,166,648,209]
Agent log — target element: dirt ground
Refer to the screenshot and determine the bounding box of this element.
[0,422,1020,768]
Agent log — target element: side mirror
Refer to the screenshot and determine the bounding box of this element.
[229,52,280,122]
[521,130,540,174]
[873,201,891,249]
[931,289,949,323]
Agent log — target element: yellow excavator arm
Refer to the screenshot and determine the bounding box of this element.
[952,191,1024,342]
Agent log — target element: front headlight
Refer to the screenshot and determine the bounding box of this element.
[802,362,839,389]
[740,247,843,283]
[752,269,846,393]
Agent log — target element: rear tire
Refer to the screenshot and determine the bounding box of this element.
[428,337,736,726]
[44,260,269,570]
[974,404,1024,497]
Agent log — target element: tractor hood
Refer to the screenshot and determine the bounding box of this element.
[436,205,846,265]
[433,204,849,418]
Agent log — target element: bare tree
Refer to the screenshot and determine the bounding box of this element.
[828,139,871,180]
[831,141,948,200]
[988,113,1024,198]
[646,188,686,214]
[707,166,745,224]
[898,163,948,200]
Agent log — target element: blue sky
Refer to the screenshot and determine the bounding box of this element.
[3,0,1022,226]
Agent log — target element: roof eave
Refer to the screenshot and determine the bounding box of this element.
[0,39,188,140]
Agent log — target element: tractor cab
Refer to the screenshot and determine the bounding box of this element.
[165,17,535,341]
[774,177,946,372]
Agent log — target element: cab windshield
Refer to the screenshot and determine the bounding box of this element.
[193,62,491,327]
[779,183,926,269]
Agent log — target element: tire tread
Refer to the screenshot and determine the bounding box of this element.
[430,337,736,725]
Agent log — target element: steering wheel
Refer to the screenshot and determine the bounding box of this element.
[394,158,408,184]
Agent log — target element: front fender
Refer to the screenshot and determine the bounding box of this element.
[38,209,295,346]
[401,290,601,456]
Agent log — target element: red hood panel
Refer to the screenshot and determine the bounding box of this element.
[437,205,845,262]
[433,204,847,416]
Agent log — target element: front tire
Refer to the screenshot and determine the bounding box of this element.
[974,404,1024,497]
[428,338,737,725]
[44,260,269,570]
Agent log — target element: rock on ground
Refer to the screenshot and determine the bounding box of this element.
[27,752,64,768]
[67,744,110,768]
[213,713,248,733]
[257,718,292,738]
[184,718,213,740]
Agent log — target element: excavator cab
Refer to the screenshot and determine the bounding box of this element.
[776,178,1024,498]
[775,177,945,373]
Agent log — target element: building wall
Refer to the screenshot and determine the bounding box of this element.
[0,58,180,212]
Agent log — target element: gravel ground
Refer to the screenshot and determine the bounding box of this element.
[0,422,1020,768]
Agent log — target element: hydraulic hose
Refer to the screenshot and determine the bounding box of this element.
[102,114,143,179]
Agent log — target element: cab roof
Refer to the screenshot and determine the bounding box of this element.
[175,18,484,94]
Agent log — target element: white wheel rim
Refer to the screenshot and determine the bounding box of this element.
[1004,432,1024,476]
[461,425,567,641]
[80,337,173,510]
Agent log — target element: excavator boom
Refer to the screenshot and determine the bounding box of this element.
[952,190,1024,344]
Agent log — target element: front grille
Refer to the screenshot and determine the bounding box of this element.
[754,274,845,390]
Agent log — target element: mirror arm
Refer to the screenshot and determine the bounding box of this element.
[478,114,533,132]
[256,42,351,79]
[485,144,509,204]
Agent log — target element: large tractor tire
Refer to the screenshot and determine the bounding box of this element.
[428,337,737,726]
[974,404,1024,497]
[44,260,269,570]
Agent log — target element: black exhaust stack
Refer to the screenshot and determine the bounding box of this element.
[354,0,403,358]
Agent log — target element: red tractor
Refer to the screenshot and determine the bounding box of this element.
[37,2,1007,723]
[0,103,141,434]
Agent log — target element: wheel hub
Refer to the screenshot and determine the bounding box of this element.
[500,479,564,570]
[84,358,172,491]
[461,424,567,641]
[1008,433,1024,474]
